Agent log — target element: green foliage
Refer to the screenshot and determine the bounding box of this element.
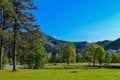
[76,53,82,62]
[24,45,47,69]
[87,43,106,67]
[111,53,119,63]
[25,52,35,69]
[2,49,8,68]
[117,54,120,63]
[8,58,12,63]
[0,29,5,35]
[47,52,52,63]
[33,45,47,69]
[105,52,112,64]
[87,43,99,66]
[60,43,76,65]
[0,0,16,18]
[95,46,106,67]
[17,29,47,69]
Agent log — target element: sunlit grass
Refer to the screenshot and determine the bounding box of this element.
[0,69,120,80]
[0,63,120,80]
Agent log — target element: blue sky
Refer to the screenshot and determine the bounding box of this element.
[33,0,120,42]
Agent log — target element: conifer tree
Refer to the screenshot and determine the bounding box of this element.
[0,0,16,69]
[9,0,37,71]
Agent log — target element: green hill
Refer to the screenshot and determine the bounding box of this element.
[41,32,89,53]
[41,32,120,53]
[105,38,120,50]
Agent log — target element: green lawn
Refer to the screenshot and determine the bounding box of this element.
[0,63,120,80]
[0,68,120,80]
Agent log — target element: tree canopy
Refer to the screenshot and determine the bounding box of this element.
[60,43,76,65]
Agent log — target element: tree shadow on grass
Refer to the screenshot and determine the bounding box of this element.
[85,65,102,69]
[105,65,120,69]
[84,65,120,69]
[69,71,78,73]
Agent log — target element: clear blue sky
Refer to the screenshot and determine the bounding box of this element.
[33,0,120,42]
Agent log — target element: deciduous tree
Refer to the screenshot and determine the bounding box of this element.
[105,52,112,65]
[60,43,76,65]
[95,46,106,67]
[87,43,99,66]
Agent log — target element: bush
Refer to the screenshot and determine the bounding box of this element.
[2,53,8,68]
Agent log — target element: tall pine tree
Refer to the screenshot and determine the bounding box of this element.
[0,0,16,69]
[9,0,38,71]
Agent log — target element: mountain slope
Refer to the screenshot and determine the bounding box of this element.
[41,32,90,53]
[41,32,120,53]
[105,38,120,50]
[96,40,112,48]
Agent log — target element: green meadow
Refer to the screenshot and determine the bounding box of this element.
[0,63,120,80]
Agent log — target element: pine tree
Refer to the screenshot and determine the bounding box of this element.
[0,0,16,69]
[9,0,37,71]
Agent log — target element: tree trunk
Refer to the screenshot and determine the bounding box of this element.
[12,39,17,71]
[68,61,70,65]
[12,18,17,72]
[12,0,19,71]
[88,59,91,67]
[0,36,3,69]
[0,6,4,70]
[93,58,95,66]
[67,58,70,65]
[99,60,102,68]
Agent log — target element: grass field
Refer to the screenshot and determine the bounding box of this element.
[0,63,120,80]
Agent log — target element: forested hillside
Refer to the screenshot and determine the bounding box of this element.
[41,32,90,53]
[40,32,120,54]
[105,38,120,50]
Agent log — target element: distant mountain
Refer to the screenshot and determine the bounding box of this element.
[73,42,89,52]
[41,32,66,53]
[105,38,120,50]
[96,40,112,48]
[41,32,120,53]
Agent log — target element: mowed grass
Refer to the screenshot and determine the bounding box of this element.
[0,63,120,80]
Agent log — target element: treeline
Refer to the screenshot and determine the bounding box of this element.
[48,43,120,67]
[0,0,48,71]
